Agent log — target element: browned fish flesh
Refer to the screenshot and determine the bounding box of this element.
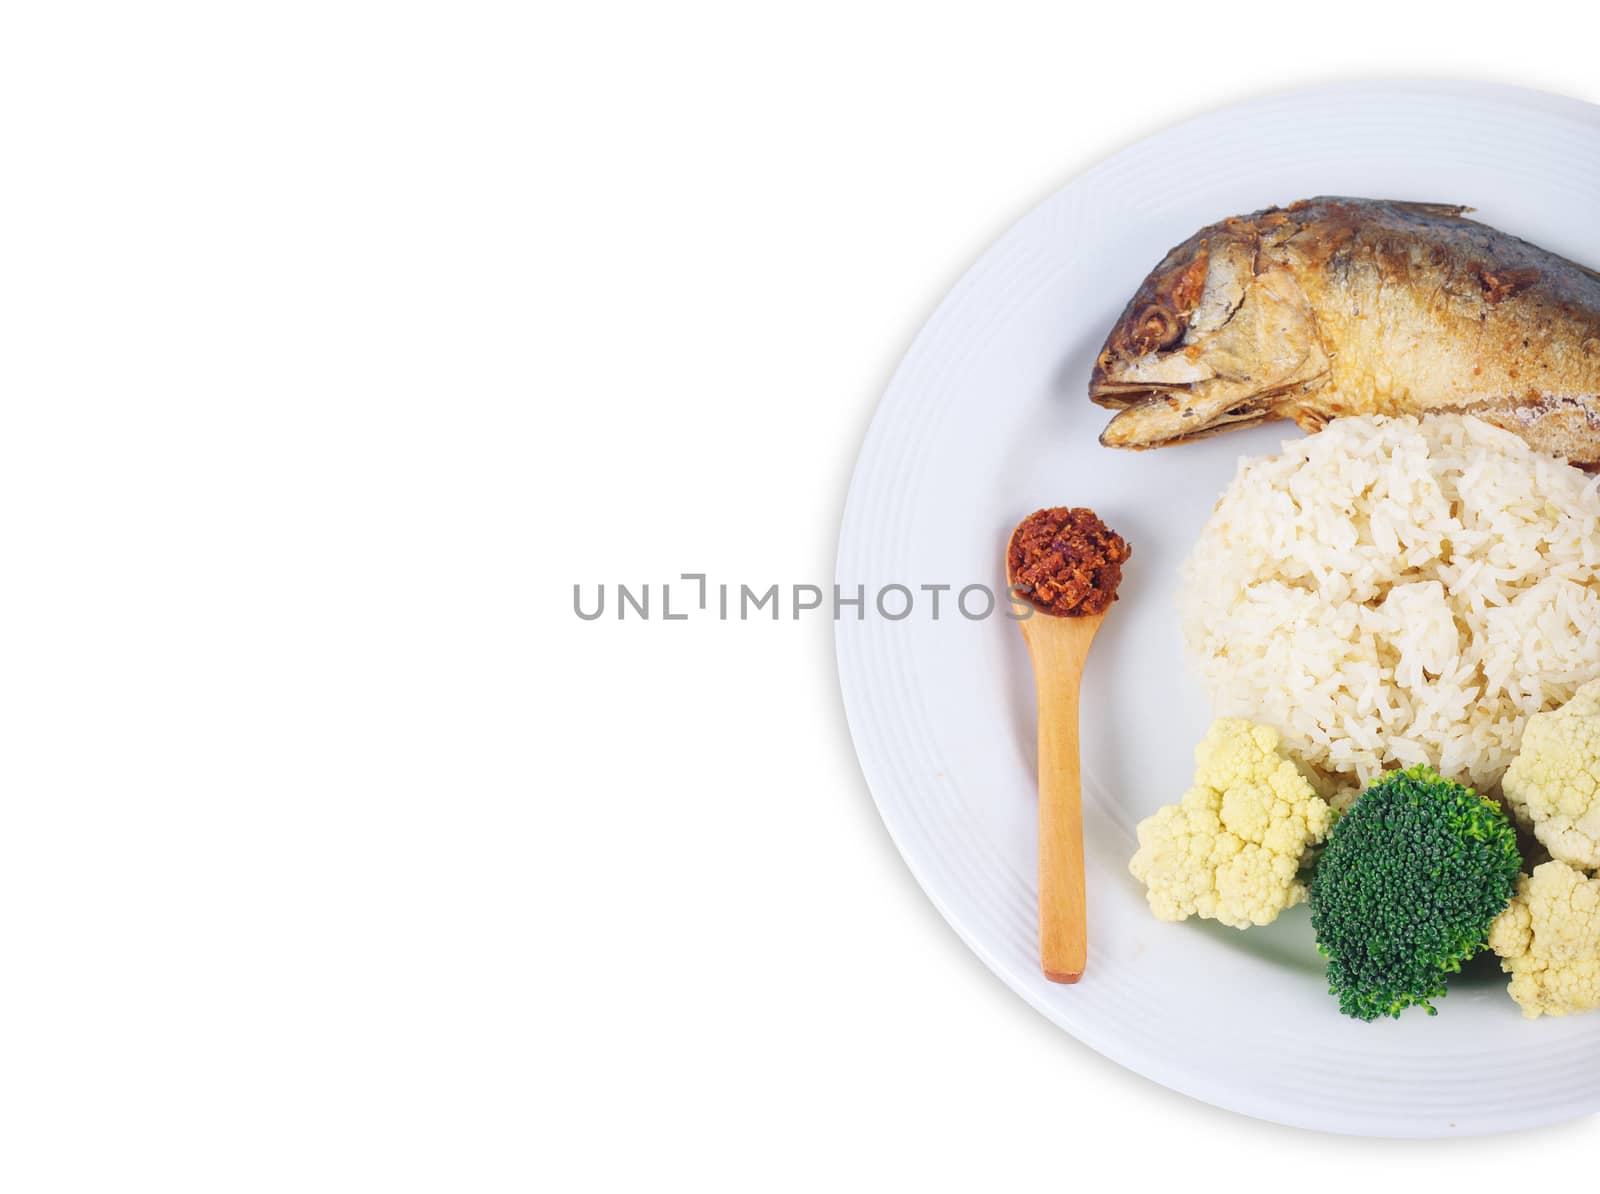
[1090,197,1600,464]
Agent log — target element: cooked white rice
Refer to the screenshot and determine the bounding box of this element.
[1179,414,1600,796]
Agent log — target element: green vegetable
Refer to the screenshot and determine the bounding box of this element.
[1309,765,1521,1021]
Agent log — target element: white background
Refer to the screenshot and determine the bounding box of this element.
[3,2,1598,1189]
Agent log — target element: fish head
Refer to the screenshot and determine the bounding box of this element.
[1088,218,1329,448]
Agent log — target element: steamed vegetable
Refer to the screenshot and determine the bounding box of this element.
[1309,765,1520,1021]
[1502,679,1600,869]
[1490,860,1600,1019]
[1128,719,1332,929]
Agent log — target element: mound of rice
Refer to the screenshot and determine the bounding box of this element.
[1179,414,1600,797]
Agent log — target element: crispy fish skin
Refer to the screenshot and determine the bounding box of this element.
[1090,197,1600,464]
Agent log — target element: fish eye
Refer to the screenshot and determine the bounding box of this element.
[1132,305,1182,353]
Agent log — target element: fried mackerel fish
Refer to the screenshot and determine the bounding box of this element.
[1090,197,1600,463]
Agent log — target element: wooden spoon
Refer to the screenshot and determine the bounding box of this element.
[1007,509,1129,984]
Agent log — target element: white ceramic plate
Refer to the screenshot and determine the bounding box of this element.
[835,82,1600,1137]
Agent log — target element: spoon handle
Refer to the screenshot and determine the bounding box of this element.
[1030,618,1097,983]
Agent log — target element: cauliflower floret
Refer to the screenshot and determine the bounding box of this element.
[1502,679,1600,868]
[1129,719,1332,929]
[1489,860,1600,1019]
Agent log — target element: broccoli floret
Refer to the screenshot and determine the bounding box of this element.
[1309,765,1521,1021]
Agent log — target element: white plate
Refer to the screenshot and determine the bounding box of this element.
[835,81,1600,1137]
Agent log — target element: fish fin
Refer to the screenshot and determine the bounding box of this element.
[1387,200,1474,219]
